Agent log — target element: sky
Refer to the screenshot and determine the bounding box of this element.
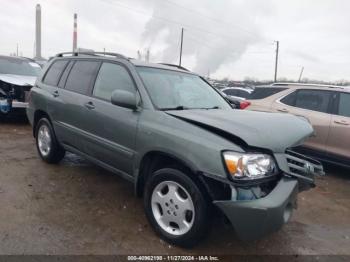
[1,0,349,82]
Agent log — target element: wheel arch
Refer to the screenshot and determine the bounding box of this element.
[135,151,201,197]
[33,110,52,137]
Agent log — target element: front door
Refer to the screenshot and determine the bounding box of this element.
[53,60,101,151]
[82,61,140,175]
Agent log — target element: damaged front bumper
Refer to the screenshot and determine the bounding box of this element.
[0,84,31,114]
[213,150,324,241]
[213,177,298,241]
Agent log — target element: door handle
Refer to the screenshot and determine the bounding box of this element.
[277,108,288,113]
[84,101,95,110]
[334,120,349,126]
[52,90,59,97]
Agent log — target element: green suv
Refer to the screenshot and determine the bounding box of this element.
[27,52,324,247]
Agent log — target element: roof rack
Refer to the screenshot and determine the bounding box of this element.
[158,63,189,71]
[271,82,344,89]
[55,51,128,60]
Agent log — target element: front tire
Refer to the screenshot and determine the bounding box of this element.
[35,118,65,164]
[144,168,210,247]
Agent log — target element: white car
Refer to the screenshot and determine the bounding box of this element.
[221,87,254,100]
[0,55,41,114]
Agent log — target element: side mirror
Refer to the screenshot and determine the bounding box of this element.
[111,89,137,110]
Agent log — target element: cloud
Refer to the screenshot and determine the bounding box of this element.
[287,49,321,63]
[0,0,349,81]
[141,0,270,75]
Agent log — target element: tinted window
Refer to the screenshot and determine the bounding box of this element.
[294,90,332,113]
[223,89,238,96]
[65,61,100,95]
[58,61,74,88]
[280,91,297,106]
[93,63,135,101]
[337,93,350,117]
[43,60,68,86]
[237,90,251,98]
[249,87,286,100]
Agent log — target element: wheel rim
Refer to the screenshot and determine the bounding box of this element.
[151,180,195,236]
[37,124,52,157]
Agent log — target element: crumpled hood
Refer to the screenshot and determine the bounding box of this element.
[0,74,36,86]
[166,109,314,153]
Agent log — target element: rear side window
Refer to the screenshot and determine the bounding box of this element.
[337,93,350,117]
[249,87,286,100]
[93,62,135,101]
[43,60,68,86]
[294,89,332,113]
[65,61,100,95]
[280,91,297,106]
[237,90,251,98]
[223,89,238,96]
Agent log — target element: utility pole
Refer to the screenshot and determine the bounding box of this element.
[179,27,184,66]
[146,49,150,62]
[274,40,279,82]
[298,66,304,82]
[73,13,78,52]
[16,43,19,56]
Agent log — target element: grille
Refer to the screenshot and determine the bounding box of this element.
[285,150,325,179]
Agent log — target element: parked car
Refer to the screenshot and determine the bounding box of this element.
[0,55,41,115]
[221,87,253,100]
[27,52,323,247]
[214,88,240,109]
[220,87,254,109]
[244,83,350,167]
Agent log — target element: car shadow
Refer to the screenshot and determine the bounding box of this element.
[0,113,29,125]
[323,162,350,180]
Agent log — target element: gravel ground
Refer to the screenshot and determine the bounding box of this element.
[0,116,349,255]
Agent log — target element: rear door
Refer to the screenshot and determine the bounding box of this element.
[326,92,350,160]
[273,89,334,152]
[41,59,69,138]
[81,61,140,175]
[53,59,101,150]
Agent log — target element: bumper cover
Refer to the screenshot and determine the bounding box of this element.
[12,101,28,108]
[213,177,298,240]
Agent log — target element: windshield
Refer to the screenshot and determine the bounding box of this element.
[137,67,231,110]
[0,57,41,76]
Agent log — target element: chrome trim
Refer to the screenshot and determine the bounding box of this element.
[285,150,325,180]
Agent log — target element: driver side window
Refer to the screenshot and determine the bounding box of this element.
[93,62,135,101]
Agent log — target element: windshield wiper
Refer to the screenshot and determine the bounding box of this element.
[198,106,220,110]
[160,106,189,111]
[161,106,220,111]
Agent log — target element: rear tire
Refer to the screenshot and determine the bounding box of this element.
[35,118,65,164]
[144,168,210,247]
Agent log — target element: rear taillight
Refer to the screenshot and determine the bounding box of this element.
[240,100,251,109]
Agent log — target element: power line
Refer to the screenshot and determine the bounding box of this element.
[186,34,274,56]
[104,0,265,46]
[160,0,265,41]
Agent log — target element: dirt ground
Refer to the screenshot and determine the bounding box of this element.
[0,116,349,255]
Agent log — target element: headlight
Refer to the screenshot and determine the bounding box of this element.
[223,151,277,180]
